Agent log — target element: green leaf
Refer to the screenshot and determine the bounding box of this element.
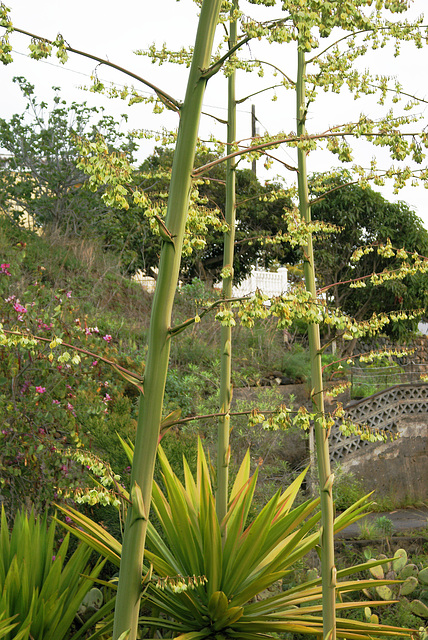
[207,591,228,621]
[229,449,250,503]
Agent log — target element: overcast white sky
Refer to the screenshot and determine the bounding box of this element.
[2,0,428,228]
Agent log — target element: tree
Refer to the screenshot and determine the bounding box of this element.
[311,172,428,339]
[140,146,299,283]
[0,77,149,275]
[0,77,131,230]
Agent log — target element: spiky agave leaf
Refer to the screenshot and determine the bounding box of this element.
[137,441,416,639]
[58,440,417,640]
[0,507,107,640]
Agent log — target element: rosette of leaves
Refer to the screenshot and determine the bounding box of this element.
[0,507,113,640]
[58,440,416,639]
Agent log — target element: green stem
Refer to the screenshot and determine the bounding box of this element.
[112,3,222,638]
[216,0,238,526]
[296,48,336,640]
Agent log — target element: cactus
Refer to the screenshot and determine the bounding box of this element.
[78,587,104,619]
[364,548,428,631]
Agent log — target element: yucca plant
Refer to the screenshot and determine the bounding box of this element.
[0,507,111,640]
[0,614,21,640]
[58,440,415,640]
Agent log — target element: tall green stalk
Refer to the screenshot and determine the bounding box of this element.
[296,48,337,640]
[216,0,238,525]
[112,3,222,638]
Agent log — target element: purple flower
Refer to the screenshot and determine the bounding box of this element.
[66,402,76,416]
[1,263,11,276]
[20,380,31,395]
[102,334,112,343]
[91,360,98,366]
[35,386,46,394]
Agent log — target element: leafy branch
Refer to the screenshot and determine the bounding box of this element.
[0,328,144,382]
[0,15,180,111]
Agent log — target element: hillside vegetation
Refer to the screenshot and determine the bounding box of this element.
[1,215,325,520]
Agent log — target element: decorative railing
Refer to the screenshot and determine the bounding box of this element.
[232,267,288,298]
[330,383,428,463]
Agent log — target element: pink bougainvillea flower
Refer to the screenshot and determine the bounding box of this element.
[91,360,98,366]
[13,302,27,314]
[102,334,112,342]
[35,386,46,393]
[66,402,76,416]
[1,263,11,276]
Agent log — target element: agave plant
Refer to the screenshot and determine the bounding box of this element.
[0,507,112,640]
[58,440,416,640]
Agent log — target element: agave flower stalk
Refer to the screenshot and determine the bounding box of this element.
[217,0,238,526]
[296,48,337,640]
[112,3,223,639]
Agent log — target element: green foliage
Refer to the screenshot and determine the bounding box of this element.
[0,78,147,275]
[58,442,415,640]
[373,516,394,539]
[0,216,147,517]
[351,359,406,398]
[0,78,131,228]
[140,147,299,283]
[311,172,428,339]
[333,465,367,512]
[0,507,108,640]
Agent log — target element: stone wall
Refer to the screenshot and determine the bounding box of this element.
[338,413,428,503]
